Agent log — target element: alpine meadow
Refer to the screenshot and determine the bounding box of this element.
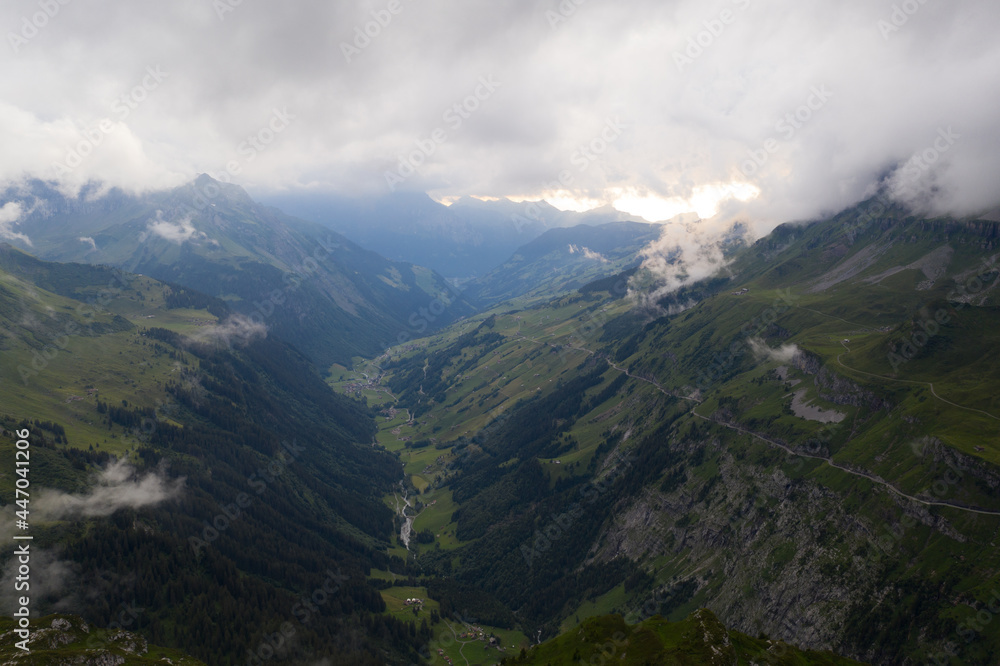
[1,2,999,665]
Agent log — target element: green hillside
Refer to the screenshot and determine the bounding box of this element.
[464,221,660,306]
[1,177,476,369]
[333,199,1000,665]
[0,250,435,664]
[2,196,998,665]
[505,610,866,665]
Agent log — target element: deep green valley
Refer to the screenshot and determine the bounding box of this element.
[2,191,999,665]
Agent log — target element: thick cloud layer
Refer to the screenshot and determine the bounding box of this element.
[0,0,997,229]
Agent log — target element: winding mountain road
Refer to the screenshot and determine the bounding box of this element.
[835,341,1000,422]
[513,323,1000,518]
[689,410,1000,517]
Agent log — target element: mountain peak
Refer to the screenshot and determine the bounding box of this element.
[191,173,252,198]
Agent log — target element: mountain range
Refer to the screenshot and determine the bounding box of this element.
[0,176,476,370]
[1,179,999,665]
[335,195,1000,665]
[259,190,652,279]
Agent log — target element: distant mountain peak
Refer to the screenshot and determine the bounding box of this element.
[449,195,503,208]
[185,173,255,207]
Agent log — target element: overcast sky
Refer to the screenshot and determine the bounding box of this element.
[2,0,998,233]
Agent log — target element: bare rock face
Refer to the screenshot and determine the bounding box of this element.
[0,613,170,666]
[793,352,891,412]
[49,619,74,632]
[68,655,127,666]
[918,436,1000,492]
[662,608,737,666]
[104,630,148,656]
[589,442,886,654]
[24,618,78,650]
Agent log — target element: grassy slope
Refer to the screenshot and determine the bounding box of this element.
[0,249,213,462]
[465,222,658,307]
[333,203,1000,665]
[0,251,427,664]
[508,610,867,665]
[7,177,478,369]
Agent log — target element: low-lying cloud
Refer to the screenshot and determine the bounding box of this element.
[630,219,745,307]
[568,244,608,263]
[0,549,79,615]
[0,201,31,245]
[144,211,203,244]
[194,314,268,349]
[34,459,183,520]
[748,338,802,364]
[1,460,177,613]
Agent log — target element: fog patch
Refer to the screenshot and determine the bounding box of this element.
[629,219,748,309]
[143,211,203,244]
[749,337,801,363]
[0,201,31,245]
[193,314,268,349]
[34,459,183,519]
[0,550,80,615]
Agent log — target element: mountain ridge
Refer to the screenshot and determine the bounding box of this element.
[463,220,662,306]
[258,189,652,278]
[0,177,477,369]
[332,197,1000,665]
